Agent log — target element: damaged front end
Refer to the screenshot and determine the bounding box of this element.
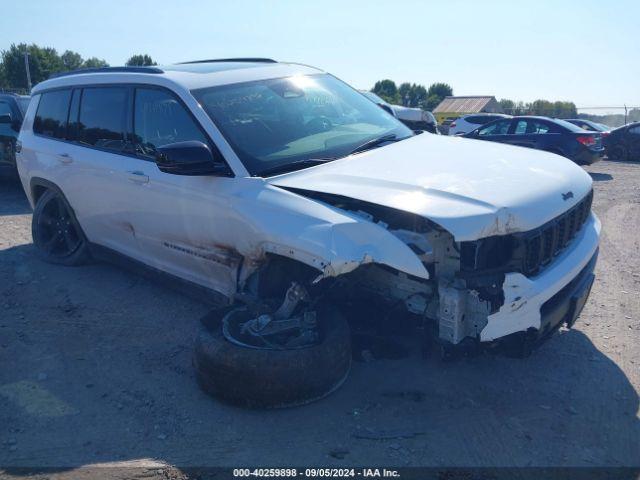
[267,189,502,348]
[246,188,599,355]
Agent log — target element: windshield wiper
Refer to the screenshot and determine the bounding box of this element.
[257,158,336,177]
[347,133,400,155]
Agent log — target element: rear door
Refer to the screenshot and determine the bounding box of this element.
[57,86,145,257]
[504,119,556,151]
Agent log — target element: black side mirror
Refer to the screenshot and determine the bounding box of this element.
[0,113,11,125]
[155,141,232,176]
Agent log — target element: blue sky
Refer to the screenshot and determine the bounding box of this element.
[3,0,639,113]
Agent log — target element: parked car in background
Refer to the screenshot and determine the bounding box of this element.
[448,113,511,136]
[566,119,611,137]
[359,90,395,116]
[0,93,30,176]
[438,116,458,135]
[604,122,640,161]
[390,105,438,134]
[360,91,438,134]
[464,116,604,165]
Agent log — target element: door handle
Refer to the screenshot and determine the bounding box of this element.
[57,153,73,164]
[127,170,149,184]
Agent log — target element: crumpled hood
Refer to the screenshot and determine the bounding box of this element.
[267,133,593,241]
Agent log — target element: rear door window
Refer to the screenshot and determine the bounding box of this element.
[529,121,551,134]
[33,90,72,139]
[513,120,551,135]
[77,87,128,152]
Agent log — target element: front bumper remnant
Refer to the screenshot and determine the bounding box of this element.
[480,213,600,342]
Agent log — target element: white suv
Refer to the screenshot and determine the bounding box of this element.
[17,59,600,405]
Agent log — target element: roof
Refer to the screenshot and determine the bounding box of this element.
[32,59,324,94]
[433,96,496,114]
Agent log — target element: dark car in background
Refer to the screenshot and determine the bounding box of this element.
[604,122,640,161]
[566,119,611,136]
[0,93,30,176]
[463,116,604,165]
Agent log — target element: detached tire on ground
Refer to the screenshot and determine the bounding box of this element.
[194,305,352,408]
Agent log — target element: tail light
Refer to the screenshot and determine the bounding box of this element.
[576,135,596,147]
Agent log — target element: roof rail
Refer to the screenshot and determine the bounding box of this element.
[50,66,164,79]
[177,58,277,65]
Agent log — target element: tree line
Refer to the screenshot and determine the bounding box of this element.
[498,99,577,118]
[371,79,453,111]
[0,43,157,92]
[370,78,582,120]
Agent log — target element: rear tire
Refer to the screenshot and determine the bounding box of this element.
[32,189,91,266]
[193,304,352,408]
[608,145,628,162]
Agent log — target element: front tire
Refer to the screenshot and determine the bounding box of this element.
[32,189,91,266]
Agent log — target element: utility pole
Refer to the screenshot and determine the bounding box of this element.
[24,52,32,93]
[624,104,628,125]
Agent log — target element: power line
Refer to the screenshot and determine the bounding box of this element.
[576,106,640,110]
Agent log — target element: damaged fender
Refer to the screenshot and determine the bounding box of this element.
[230,182,430,287]
[260,219,430,280]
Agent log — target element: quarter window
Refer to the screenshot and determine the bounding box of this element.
[34,90,72,139]
[77,87,128,151]
[133,88,208,156]
[628,125,640,135]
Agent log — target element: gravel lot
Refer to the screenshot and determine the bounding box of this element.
[0,160,639,479]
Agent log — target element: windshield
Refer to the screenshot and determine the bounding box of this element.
[192,74,412,176]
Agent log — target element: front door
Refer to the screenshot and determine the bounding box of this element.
[121,87,241,297]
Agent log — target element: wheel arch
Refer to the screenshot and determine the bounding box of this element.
[29,177,85,235]
[30,177,65,205]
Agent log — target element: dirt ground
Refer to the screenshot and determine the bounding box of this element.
[0,159,639,479]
